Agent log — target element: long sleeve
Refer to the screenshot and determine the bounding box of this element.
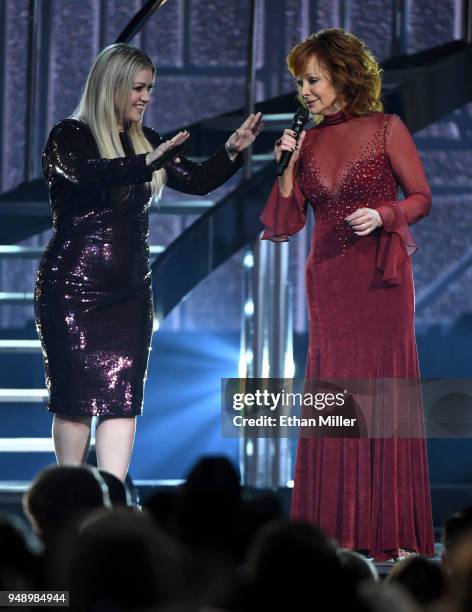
[376,115,432,285]
[259,161,307,242]
[165,147,243,195]
[142,125,243,196]
[42,120,154,186]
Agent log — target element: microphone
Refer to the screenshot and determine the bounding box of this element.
[276,106,310,176]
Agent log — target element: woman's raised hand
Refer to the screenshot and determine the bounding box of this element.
[274,129,306,170]
[225,112,264,159]
[146,130,190,166]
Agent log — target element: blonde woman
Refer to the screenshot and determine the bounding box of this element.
[36,43,262,482]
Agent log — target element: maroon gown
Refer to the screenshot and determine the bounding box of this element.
[260,109,435,559]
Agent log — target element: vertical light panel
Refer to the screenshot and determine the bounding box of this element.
[100,0,143,46]
[350,0,394,61]
[406,0,457,52]
[2,0,29,191]
[46,0,100,130]
[141,0,185,131]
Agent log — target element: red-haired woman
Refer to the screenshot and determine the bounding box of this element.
[260,28,434,560]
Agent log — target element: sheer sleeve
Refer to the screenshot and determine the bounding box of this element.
[376,115,432,285]
[259,161,307,242]
[42,120,153,186]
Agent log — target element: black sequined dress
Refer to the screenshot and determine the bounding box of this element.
[36,119,241,417]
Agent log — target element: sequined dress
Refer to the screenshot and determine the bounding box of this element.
[36,119,241,417]
[260,110,435,559]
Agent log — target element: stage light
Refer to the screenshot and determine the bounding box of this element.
[285,355,295,377]
[262,346,270,378]
[243,252,254,268]
[244,299,254,316]
[238,354,247,378]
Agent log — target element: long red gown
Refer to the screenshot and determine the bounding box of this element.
[260,109,435,559]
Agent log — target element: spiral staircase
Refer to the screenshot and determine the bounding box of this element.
[0,1,471,539]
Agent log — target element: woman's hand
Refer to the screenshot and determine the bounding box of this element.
[274,129,306,196]
[274,129,306,170]
[225,112,264,160]
[345,207,382,236]
[146,131,190,166]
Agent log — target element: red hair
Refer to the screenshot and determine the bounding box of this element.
[287,28,383,117]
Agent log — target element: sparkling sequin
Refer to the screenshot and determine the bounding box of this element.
[299,113,398,254]
[35,119,242,417]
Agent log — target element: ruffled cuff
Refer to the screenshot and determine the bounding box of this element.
[260,178,306,242]
[376,203,417,286]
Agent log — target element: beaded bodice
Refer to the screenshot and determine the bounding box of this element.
[299,112,398,219]
[260,109,431,285]
[298,111,399,252]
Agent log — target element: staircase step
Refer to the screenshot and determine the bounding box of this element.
[0,246,44,258]
[203,113,293,132]
[0,481,32,492]
[0,438,100,453]
[0,438,55,452]
[0,340,41,353]
[0,292,34,304]
[0,199,217,216]
[149,246,165,255]
[0,245,165,258]
[191,153,273,164]
[150,199,215,214]
[0,389,48,402]
[0,478,183,491]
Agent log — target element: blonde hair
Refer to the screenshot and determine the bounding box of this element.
[71,43,165,198]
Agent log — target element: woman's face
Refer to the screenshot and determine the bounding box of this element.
[120,67,154,128]
[296,55,340,115]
